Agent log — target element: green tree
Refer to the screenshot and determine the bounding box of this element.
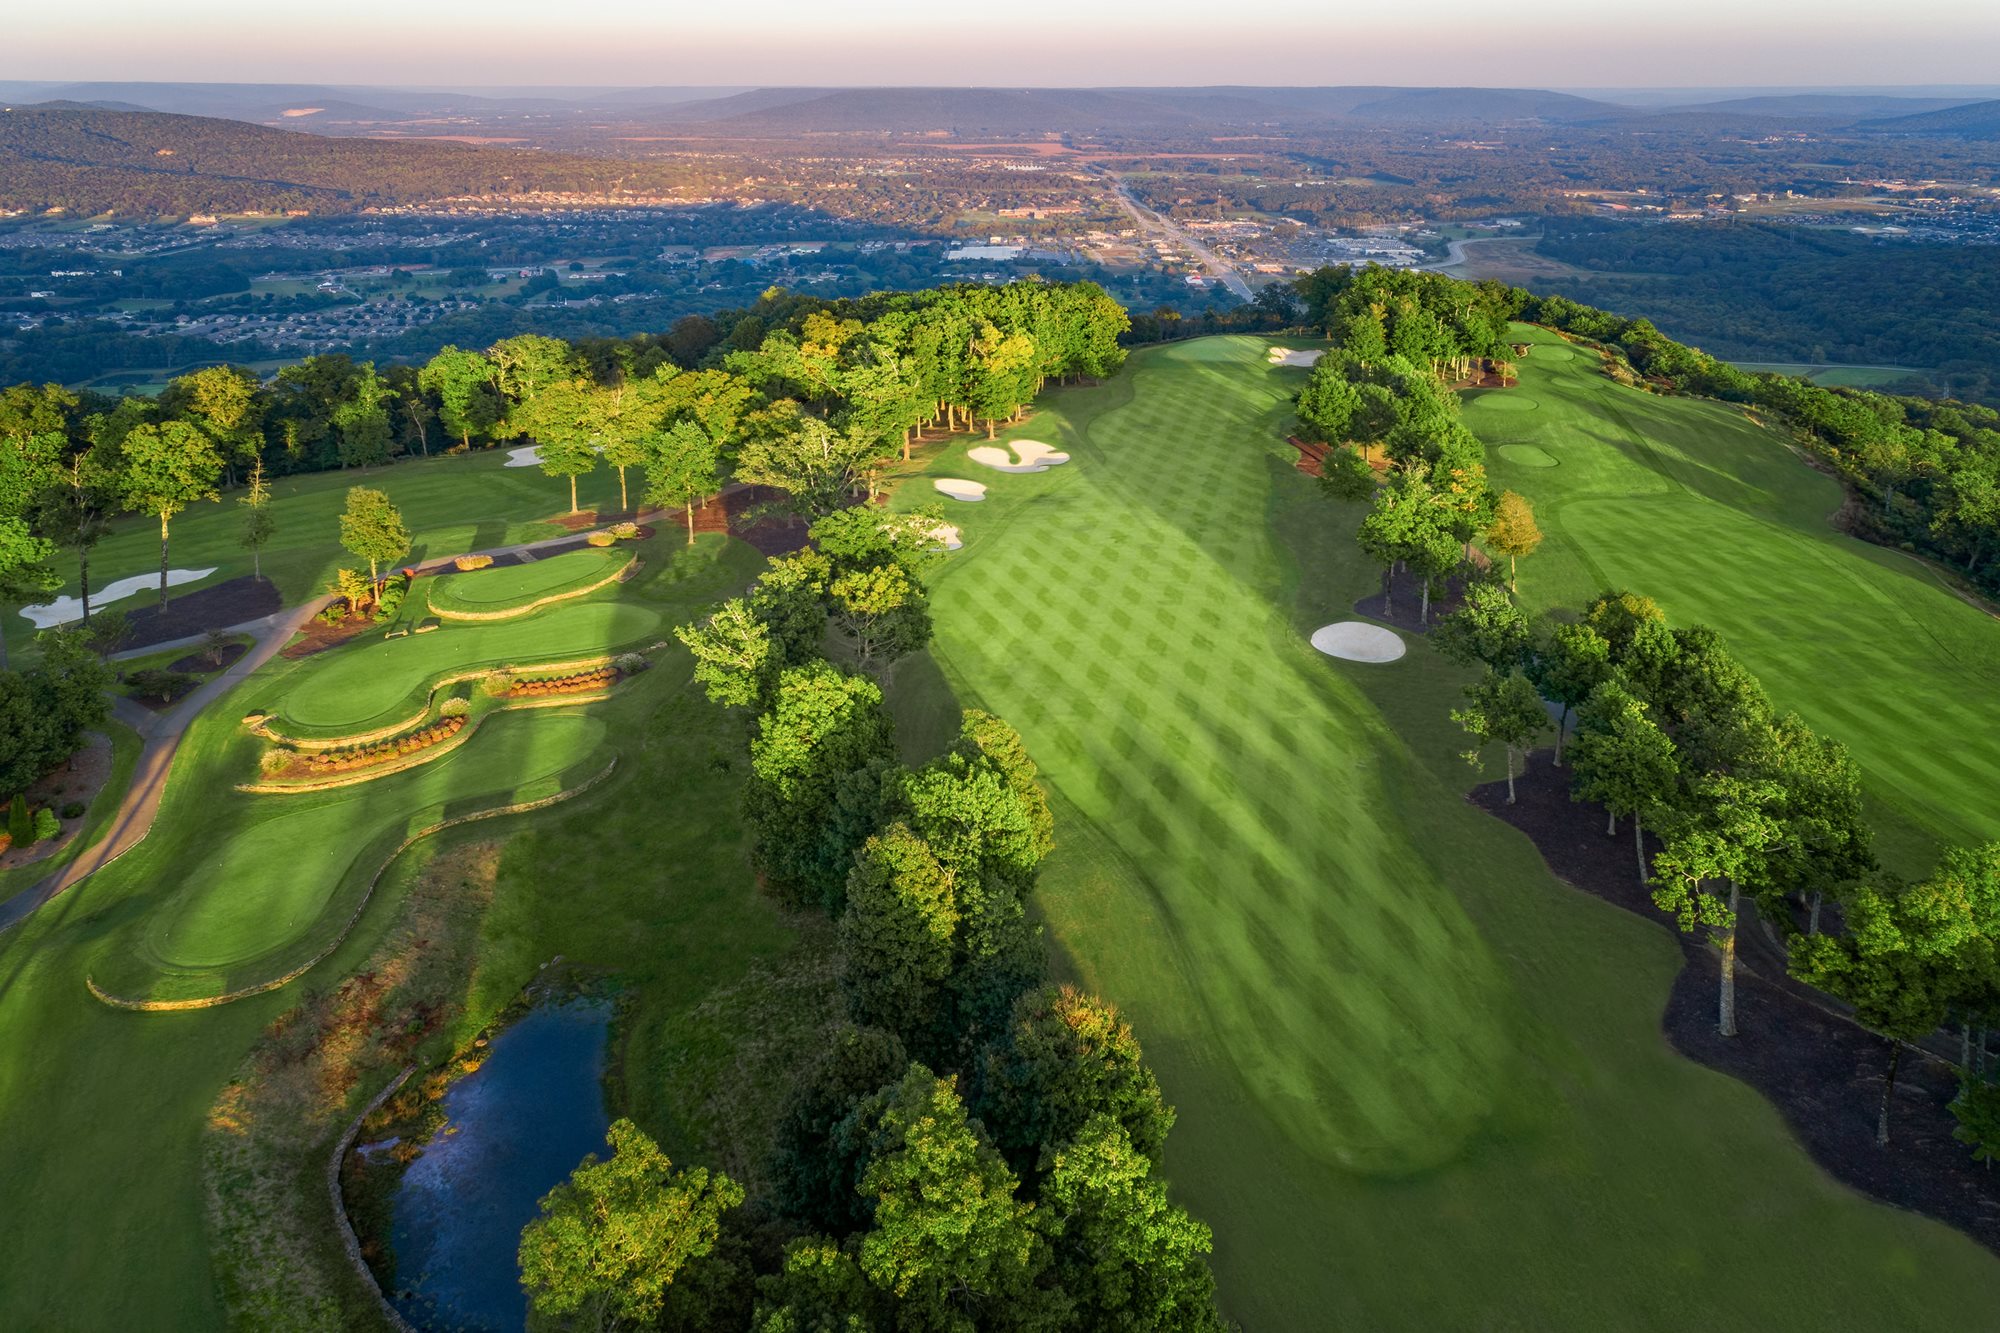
[509,378,603,514]
[1452,668,1549,804]
[674,599,776,710]
[1567,679,1677,879]
[1792,851,2000,1144]
[419,346,503,449]
[238,455,277,579]
[0,517,58,670]
[752,1237,884,1331]
[854,1067,1040,1319]
[1036,1116,1223,1332]
[746,663,899,911]
[975,985,1174,1186]
[644,420,720,545]
[27,447,113,631]
[116,419,222,608]
[953,710,1054,864]
[771,1026,910,1235]
[1357,469,1458,622]
[1525,620,1611,766]
[840,824,960,1040]
[1430,582,1529,674]
[337,487,409,583]
[331,365,396,469]
[736,412,887,519]
[1752,713,1875,934]
[164,364,264,475]
[519,1118,744,1331]
[826,562,931,675]
[1318,444,1376,503]
[1652,776,1786,1038]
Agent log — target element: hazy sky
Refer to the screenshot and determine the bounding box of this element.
[10,0,2000,88]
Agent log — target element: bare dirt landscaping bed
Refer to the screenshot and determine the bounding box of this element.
[1473,754,2000,1255]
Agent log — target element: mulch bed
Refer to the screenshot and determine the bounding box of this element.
[687,485,809,557]
[1473,753,2000,1254]
[114,576,282,650]
[1354,565,1468,633]
[0,732,112,871]
[168,641,247,675]
[281,613,379,660]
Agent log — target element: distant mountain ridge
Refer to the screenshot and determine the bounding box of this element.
[1861,99,2000,138]
[0,103,710,216]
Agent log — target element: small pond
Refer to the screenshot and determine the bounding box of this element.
[387,999,612,1332]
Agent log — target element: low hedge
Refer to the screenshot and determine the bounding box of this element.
[304,715,468,773]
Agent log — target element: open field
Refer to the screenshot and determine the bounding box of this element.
[3,447,630,663]
[1733,360,1930,390]
[0,526,794,1328]
[888,335,2000,1327]
[1469,324,2000,869]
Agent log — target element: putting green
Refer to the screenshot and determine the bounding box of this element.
[1496,443,1560,467]
[894,334,2000,1328]
[120,711,609,994]
[426,548,629,615]
[1465,393,1539,412]
[1530,345,1575,361]
[274,601,661,732]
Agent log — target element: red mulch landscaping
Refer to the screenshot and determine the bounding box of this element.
[1473,753,2000,1254]
[686,485,809,556]
[282,613,379,660]
[114,576,282,650]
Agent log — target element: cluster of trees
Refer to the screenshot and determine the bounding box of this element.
[1296,268,1542,621]
[1519,290,2000,599]
[1433,580,2000,1149]
[0,626,109,807]
[0,280,1131,626]
[516,517,1223,1330]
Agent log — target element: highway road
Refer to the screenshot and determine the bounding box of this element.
[1102,174,1255,302]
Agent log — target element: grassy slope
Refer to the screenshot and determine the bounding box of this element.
[1470,325,2000,871]
[0,530,788,1329]
[889,336,2000,1328]
[2,449,632,664]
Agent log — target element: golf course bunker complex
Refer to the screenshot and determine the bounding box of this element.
[21,568,216,627]
[934,478,988,502]
[1267,347,1323,367]
[1497,444,1560,467]
[1310,621,1407,663]
[967,440,1070,473]
[501,446,544,467]
[925,522,963,550]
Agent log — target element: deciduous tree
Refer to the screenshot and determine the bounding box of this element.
[116,419,222,607]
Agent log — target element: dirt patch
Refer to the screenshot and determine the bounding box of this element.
[114,576,283,650]
[1472,754,2000,1255]
[0,731,113,872]
[684,485,809,557]
[282,613,378,660]
[1354,564,1469,633]
[169,641,248,675]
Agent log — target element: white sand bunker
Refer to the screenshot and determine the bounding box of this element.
[1310,622,1406,664]
[502,446,543,467]
[1268,347,1323,368]
[934,478,988,503]
[967,440,1070,474]
[21,568,217,628]
[925,522,963,551]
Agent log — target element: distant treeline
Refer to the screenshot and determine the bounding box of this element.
[1531,219,2000,404]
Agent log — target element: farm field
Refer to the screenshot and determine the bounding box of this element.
[888,335,2000,1327]
[1468,324,2000,868]
[1,447,629,663]
[0,526,794,1328]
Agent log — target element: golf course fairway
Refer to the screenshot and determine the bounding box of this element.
[889,334,2000,1328]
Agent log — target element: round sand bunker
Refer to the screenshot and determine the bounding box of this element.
[934,478,988,502]
[1310,622,1406,663]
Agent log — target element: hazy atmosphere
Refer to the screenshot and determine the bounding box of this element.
[11,0,2000,85]
[5,4,2000,1331]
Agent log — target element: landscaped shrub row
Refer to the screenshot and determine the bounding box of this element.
[508,667,619,698]
[305,715,468,771]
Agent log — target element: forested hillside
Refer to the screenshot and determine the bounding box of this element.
[0,106,723,216]
[1532,219,2000,402]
